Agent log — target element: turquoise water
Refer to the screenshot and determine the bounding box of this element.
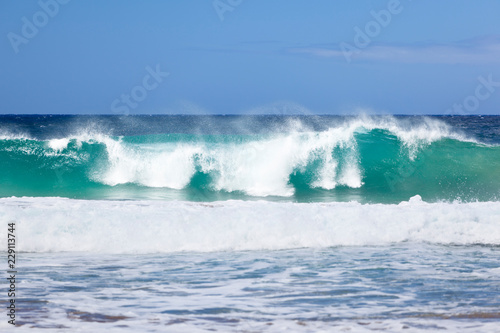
[1,115,499,202]
[1,115,500,332]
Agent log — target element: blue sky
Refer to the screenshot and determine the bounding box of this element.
[1,0,500,115]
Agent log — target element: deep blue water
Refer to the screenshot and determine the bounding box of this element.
[1,115,499,202]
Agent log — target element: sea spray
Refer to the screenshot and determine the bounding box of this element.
[0,115,499,202]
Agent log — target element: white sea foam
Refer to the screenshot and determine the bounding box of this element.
[47,138,70,151]
[1,196,499,254]
[91,128,364,196]
[0,123,35,140]
[101,140,201,189]
[88,116,472,195]
[2,243,499,333]
[4,116,482,197]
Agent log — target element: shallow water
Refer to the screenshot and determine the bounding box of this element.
[1,115,499,332]
[4,244,500,332]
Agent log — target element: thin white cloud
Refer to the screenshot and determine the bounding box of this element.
[289,36,500,64]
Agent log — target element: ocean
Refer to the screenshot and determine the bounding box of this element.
[0,114,499,332]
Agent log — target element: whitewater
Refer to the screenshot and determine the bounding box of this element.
[1,114,499,332]
[1,196,500,253]
[1,115,499,202]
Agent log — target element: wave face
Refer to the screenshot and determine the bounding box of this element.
[1,197,500,253]
[0,115,499,203]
